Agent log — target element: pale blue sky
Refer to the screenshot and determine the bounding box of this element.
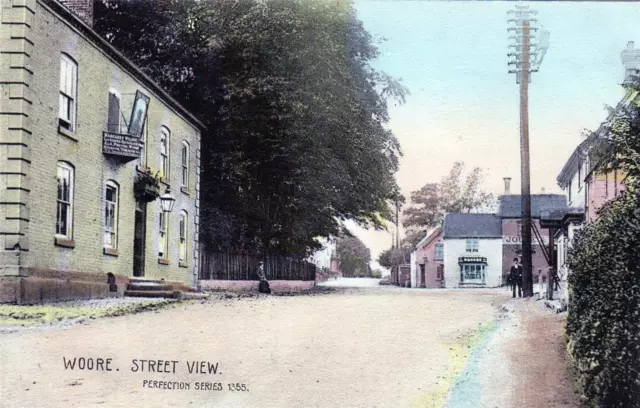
[347,1,640,267]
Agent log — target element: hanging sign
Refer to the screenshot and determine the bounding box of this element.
[102,132,141,160]
[458,257,487,264]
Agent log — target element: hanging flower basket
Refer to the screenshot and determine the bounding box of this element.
[134,172,161,203]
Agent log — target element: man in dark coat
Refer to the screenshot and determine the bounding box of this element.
[509,258,523,298]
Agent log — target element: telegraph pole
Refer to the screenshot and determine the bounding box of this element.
[507,5,550,298]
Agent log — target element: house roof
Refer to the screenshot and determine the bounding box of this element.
[42,0,206,131]
[498,194,567,218]
[415,227,442,250]
[556,89,640,188]
[443,213,502,239]
[556,138,592,188]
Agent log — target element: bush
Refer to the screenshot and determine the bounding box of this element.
[567,186,640,407]
[371,269,382,279]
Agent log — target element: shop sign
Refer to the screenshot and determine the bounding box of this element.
[102,132,141,160]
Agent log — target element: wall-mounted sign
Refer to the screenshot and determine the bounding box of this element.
[102,132,141,161]
[503,235,549,245]
[458,256,487,264]
[128,90,150,139]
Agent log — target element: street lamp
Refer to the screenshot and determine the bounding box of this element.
[507,4,550,298]
[159,188,176,213]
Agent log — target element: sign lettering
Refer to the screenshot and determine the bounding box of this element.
[103,132,142,160]
[503,235,550,245]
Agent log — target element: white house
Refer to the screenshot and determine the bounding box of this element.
[443,213,503,288]
[308,237,336,270]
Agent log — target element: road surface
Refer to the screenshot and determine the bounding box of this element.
[0,288,578,408]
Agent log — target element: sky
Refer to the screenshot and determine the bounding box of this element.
[346,1,640,270]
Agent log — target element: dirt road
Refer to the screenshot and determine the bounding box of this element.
[1,288,509,408]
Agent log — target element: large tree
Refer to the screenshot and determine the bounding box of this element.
[93,0,407,256]
[402,162,493,247]
[335,234,371,277]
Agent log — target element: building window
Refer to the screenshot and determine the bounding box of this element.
[181,141,189,187]
[179,210,188,262]
[465,239,479,253]
[104,181,119,248]
[578,163,582,189]
[59,54,78,131]
[460,264,485,283]
[56,162,74,238]
[516,220,522,236]
[139,121,147,167]
[434,243,444,261]
[158,212,168,259]
[107,91,121,133]
[160,127,170,179]
[568,180,572,203]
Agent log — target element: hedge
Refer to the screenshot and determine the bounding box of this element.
[567,185,640,407]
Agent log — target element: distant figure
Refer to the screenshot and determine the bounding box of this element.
[509,258,523,298]
[257,261,271,294]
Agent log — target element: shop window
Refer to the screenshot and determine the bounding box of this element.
[460,264,486,283]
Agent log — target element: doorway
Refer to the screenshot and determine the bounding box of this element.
[419,264,426,288]
[133,201,146,277]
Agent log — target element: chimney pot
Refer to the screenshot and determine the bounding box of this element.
[503,177,512,195]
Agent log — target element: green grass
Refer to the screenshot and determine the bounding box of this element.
[0,299,180,326]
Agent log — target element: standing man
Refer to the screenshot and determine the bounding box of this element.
[509,258,523,298]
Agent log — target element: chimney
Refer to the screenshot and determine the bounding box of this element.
[621,41,640,84]
[59,0,94,27]
[503,177,511,195]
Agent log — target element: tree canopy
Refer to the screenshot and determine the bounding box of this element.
[94,0,407,256]
[401,162,493,247]
[567,93,640,407]
[335,234,372,277]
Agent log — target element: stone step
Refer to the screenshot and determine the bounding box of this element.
[127,283,166,291]
[129,278,166,285]
[124,290,181,299]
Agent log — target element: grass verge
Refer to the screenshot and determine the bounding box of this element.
[0,299,180,326]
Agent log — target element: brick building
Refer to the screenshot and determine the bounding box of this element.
[497,193,567,285]
[0,0,203,303]
[410,227,444,288]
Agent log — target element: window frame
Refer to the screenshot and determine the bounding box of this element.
[434,243,444,261]
[578,163,582,190]
[107,89,121,133]
[158,211,168,259]
[465,238,479,253]
[159,127,170,180]
[55,161,75,239]
[59,53,78,132]
[104,180,119,249]
[178,210,188,263]
[181,141,190,187]
[460,264,486,284]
